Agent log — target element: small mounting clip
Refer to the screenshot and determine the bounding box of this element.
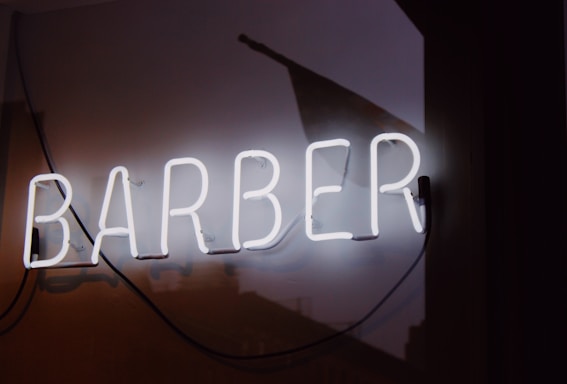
[253,156,267,168]
[69,241,85,252]
[200,230,215,243]
[128,178,145,187]
[35,182,50,190]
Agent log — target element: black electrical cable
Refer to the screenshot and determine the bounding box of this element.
[0,269,29,321]
[0,277,37,336]
[11,11,431,360]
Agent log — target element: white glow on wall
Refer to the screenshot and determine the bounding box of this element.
[305,139,353,241]
[161,157,210,255]
[23,173,73,269]
[232,150,282,250]
[91,166,138,264]
[370,133,422,236]
[0,0,425,362]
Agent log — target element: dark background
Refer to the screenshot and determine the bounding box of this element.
[396,0,567,382]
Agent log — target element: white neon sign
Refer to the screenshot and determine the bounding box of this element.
[23,173,73,269]
[305,139,353,241]
[91,166,139,264]
[232,150,282,251]
[370,133,423,235]
[22,133,424,269]
[161,157,209,255]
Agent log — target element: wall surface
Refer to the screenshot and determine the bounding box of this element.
[0,1,427,382]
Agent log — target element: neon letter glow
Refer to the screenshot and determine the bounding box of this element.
[305,139,353,241]
[91,166,139,264]
[23,174,73,269]
[370,133,423,235]
[23,133,426,268]
[161,157,209,255]
[232,150,282,250]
